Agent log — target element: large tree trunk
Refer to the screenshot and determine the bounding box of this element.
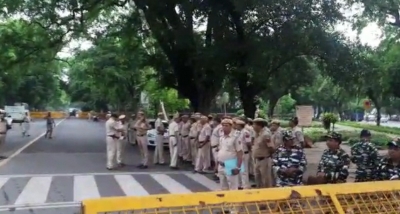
[268,97,279,118]
[238,83,257,118]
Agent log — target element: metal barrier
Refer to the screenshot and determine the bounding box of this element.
[30,111,66,119]
[81,180,400,214]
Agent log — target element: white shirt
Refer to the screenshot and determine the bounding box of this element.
[169,121,179,136]
[105,118,119,136]
[211,124,222,147]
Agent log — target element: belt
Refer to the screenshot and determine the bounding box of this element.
[107,135,119,139]
[212,145,218,148]
[169,135,175,137]
[182,135,189,137]
[190,137,195,139]
[137,134,145,137]
[244,151,249,154]
[254,157,269,161]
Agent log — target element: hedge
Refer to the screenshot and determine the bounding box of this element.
[305,130,391,149]
[279,121,322,128]
[337,121,400,135]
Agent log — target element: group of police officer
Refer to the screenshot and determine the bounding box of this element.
[104,111,400,190]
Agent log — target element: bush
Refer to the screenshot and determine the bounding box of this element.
[279,121,322,128]
[321,112,338,131]
[304,129,391,149]
[338,121,400,135]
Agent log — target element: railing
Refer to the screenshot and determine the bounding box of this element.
[81,180,400,214]
[30,111,67,119]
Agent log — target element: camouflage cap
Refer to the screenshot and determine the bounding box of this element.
[325,132,342,142]
[282,130,295,141]
[360,129,371,137]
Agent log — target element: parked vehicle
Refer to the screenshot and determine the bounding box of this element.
[380,115,389,123]
[146,119,169,147]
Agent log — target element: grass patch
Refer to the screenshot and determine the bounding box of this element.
[279,121,322,128]
[337,121,400,135]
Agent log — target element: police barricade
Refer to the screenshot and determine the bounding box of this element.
[30,111,66,119]
[81,180,400,214]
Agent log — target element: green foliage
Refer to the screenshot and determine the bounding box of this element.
[321,113,339,131]
[338,121,400,135]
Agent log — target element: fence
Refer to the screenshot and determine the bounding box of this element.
[81,180,400,214]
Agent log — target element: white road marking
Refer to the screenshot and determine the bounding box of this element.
[0,177,9,188]
[114,174,149,196]
[0,171,193,178]
[150,174,192,194]
[0,118,65,168]
[185,173,220,190]
[73,175,100,201]
[15,176,52,205]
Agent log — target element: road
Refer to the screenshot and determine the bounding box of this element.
[0,119,218,214]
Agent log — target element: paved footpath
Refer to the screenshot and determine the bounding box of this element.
[0,119,217,214]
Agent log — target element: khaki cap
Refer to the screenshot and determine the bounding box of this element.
[271,120,280,125]
[253,118,266,123]
[118,115,126,119]
[138,111,144,114]
[194,112,201,115]
[181,115,188,118]
[247,118,253,122]
[157,112,163,116]
[235,120,245,125]
[200,115,208,119]
[221,119,233,125]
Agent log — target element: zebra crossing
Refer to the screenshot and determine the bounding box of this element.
[0,172,219,207]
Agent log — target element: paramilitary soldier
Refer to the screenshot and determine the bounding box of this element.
[350,129,379,182]
[315,132,350,183]
[272,130,307,187]
[374,140,400,181]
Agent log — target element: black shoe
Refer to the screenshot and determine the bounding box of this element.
[170,166,179,170]
[0,156,7,159]
[117,163,125,167]
[137,164,144,168]
[106,167,113,170]
[139,165,148,169]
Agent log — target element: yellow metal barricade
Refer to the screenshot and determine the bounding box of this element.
[30,111,66,119]
[81,181,400,214]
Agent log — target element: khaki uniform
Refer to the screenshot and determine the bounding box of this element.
[135,120,150,166]
[0,120,7,155]
[245,125,256,176]
[189,124,198,165]
[115,121,127,164]
[181,121,191,161]
[128,119,137,145]
[272,127,283,148]
[211,124,222,164]
[21,116,30,136]
[252,128,274,188]
[169,121,179,167]
[153,118,165,164]
[195,123,212,171]
[238,128,252,189]
[105,118,120,168]
[292,126,304,147]
[217,131,242,190]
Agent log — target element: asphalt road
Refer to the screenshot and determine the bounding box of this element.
[0,119,217,214]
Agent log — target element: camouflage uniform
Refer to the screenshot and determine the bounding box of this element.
[317,132,350,183]
[374,141,400,181]
[350,130,379,182]
[272,130,307,187]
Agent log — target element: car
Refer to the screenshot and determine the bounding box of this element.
[146,119,170,147]
[380,115,389,123]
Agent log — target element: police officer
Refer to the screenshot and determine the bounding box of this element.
[195,116,212,173]
[154,112,165,165]
[180,115,191,163]
[272,130,307,187]
[350,129,379,182]
[211,117,222,180]
[217,119,243,190]
[21,112,31,137]
[134,111,151,169]
[128,114,137,145]
[169,114,180,169]
[252,118,274,188]
[0,110,9,159]
[189,116,198,166]
[105,113,124,170]
[315,132,350,183]
[116,115,127,167]
[235,119,252,189]
[374,140,400,180]
[288,117,305,147]
[270,120,283,147]
[245,118,255,180]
